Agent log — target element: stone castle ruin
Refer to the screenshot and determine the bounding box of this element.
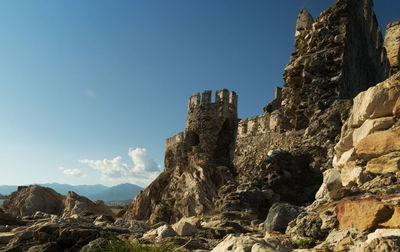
[124,0,400,225]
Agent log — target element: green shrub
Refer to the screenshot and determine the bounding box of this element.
[89,239,179,252]
[295,239,312,249]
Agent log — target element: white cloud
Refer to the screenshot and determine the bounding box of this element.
[79,148,162,187]
[59,167,86,177]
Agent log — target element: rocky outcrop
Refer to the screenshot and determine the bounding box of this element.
[263,203,304,233]
[3,186,64,217]
[334,72,400,184]
[2,185,115,219]
[385,22,400,74]
[62,191,115,219]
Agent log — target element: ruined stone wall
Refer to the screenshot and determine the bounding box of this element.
[281,0,389,131]
[385,22,400,74]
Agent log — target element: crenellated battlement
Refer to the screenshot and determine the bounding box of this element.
[188,89,238,110]
[165,132,185,150]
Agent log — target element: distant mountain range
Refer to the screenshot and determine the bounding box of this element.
[0,183,143,204]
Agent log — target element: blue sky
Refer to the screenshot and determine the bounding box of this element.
[0,0,399,187]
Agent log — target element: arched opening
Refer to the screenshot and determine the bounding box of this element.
[185,131,200,147]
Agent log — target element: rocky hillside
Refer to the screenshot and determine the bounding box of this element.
[1,0,400,251]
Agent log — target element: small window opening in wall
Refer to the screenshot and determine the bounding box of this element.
[186,131,200,147]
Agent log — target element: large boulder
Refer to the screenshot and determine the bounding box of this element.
[336,194,400,232]
[62,191,115,218]
[263,203,304,233]
[2,186,64,217]
[355,127,400,161]
[351,72,400,127]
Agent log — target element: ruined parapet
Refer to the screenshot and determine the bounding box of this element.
[165,132,184,151]
[280,0,390,131]
[263,86,282,113]
[385,21,400,74]
[237,114,270,138]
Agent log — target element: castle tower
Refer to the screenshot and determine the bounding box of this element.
[185,89,238,168]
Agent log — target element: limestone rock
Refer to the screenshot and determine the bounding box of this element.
[366,152,400,174]
[351,72,400,127]
[286,211,326,242]
[143,224,176,240]
[172,217,197,236]
[315,169,342,201]
[361,236,400,252]
[385,21,400,74]
[62,191,115,219]
[211,234,291,252]
[355,127,400,161]
[263,203,304,233]
[2,185,64,217]
[364,229,400,246]
[340,162,364,186]
[335,194,400,232]
[352,117,394,146]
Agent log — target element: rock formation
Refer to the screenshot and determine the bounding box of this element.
[385,22,400,74]
[3,186,64,217]
[2,185,115,219]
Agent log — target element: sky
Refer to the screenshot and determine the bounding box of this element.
[0,0,399,187]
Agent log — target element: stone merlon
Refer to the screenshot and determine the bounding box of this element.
[188,89,238,110]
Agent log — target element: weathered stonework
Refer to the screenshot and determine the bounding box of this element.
[124,0,393,225]
[281,0,389,131]
[385,21,400,74]
[124,90,238,223]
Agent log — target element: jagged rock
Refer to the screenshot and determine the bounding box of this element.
[172,217,198,236]
[355,126,400,161]
[335,194,400,231]
[286,211,326,243]
[62,191,115,219]
[2,186,64,217]
[263,203,304,233]
[361,236,400,252]
[142,224,177,240]
[211,234,290,252]
[351,72,400,127]
[314,228,361,251]
[366,152,400,174]
[385,21,400,74]
[315,169,343,201]
[352,117,394,146]
[27,242,62,252]
[0,233,15,244]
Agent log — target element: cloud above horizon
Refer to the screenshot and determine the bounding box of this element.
[79,148,162,187]
[59,167,86,177]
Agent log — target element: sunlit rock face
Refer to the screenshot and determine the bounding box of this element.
[385,21,400,75]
